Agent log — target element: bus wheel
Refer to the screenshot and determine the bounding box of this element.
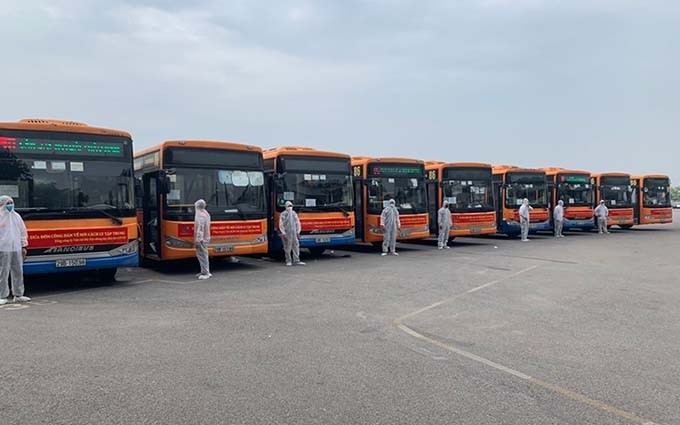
[308,247,326,257]
[620,224,633,230]
[448,236,456,243]
[99,268,117,282]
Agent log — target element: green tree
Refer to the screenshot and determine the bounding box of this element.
[671,186,680,201]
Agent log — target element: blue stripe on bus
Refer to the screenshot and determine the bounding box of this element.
[23,252,139,275]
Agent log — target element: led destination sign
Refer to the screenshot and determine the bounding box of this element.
[369,164,423,176]
[0,137,124,157]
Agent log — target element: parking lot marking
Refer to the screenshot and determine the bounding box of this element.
[394,266,660,425]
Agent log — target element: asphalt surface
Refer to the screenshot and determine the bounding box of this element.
[2,213,679,425]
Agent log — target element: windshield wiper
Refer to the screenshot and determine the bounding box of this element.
[325,204,351,217]
[70,206,124,226]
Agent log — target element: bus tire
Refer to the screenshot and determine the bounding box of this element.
[99,268,117,282]
[448,236,456,243]
[620,224,633,230]
[308,247,326,257]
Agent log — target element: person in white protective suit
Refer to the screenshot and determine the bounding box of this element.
[194,199,212,279]
[518,198,533,242]
[437,200,452,249]
[380,199,401,256]
[0,195,31,304]
[594,200,610,234]
[553,200,565,238]
[279,201,305,266]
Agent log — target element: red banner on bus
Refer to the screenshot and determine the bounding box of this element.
[178,222,263,237]
[400,215,428,227]
[28,228,129,249]
[301,218,352,232]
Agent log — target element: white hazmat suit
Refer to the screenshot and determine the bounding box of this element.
[553,200,565,238]
[0,195,30,303]
[437,200,452,249]
[194,199,211,279]
[279,201,304,266]
[518,198,533,241]
[594,201,609,234]
[380,199,401,255]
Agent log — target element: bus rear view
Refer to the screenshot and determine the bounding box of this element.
[425,162,496,239]
[352,157,429,244]
[0,118,138,280]
[544,168,595,231]
[135,141,268,261]
[593,173,634,229]
[632,174,672,226]
[492,166,550,237]
[264,147,355,256]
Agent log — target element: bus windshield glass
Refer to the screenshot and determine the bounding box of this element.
[276,156,352,212]
[367,176,427,214]
[0,133,134,217]
[643,178,670,207]
[164,167,266,220]
[442,168,493,212]
[505,172,547,208]
[557,174,593,207]
[600,176,631,207]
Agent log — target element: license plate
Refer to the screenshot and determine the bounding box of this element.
[470,227,481,234]
[56,259,86,268]
[315,237,331,243]
[214,246,234,253]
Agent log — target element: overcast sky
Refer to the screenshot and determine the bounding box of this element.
[2,1,679,182]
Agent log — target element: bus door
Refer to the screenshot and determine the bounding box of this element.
[547,178,555,227]
[631,179,640,224]
[142,172,163,259]
[353,177,365,240]
[492,175,504,227]
[426,179,440,235]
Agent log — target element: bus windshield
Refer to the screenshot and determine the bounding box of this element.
[643,178,670,207]
[367,176,427,214]
[277,173,352,212]
[442,168,493,212]
[164,167,266,220]
[505,173,547,208]
[557,174,593,207]
[0,136,134,218]
[600,176,631,208]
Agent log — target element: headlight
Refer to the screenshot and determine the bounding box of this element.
[165,236,194,248]
[255,234,268,243]
[110,241,139,255]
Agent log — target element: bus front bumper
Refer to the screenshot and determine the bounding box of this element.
[24,252,139,275]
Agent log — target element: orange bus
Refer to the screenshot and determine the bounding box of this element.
[592,172,634,229]
[631,174,672,226]
[263,146,354,256]
[544,167,595,231]
[351,157,429,244]
[0,118,138,281]
[134,140,268,261]
[425,162,496,239]
[492,165,550,236]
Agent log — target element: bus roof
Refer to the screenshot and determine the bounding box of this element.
[542,167,591,176]
[263,146,349,160]
[0,118,131,138]
[592,172,631,178]
[425,161,492,171]
[135,140,262,157]
[351,156,424,166]
[492,165,545,174]
[632,174,669,180]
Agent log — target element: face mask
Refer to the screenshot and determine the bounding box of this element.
[286,206,292,211]
[6,204,14,213]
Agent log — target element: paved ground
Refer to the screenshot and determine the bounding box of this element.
[2,213,679,425]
